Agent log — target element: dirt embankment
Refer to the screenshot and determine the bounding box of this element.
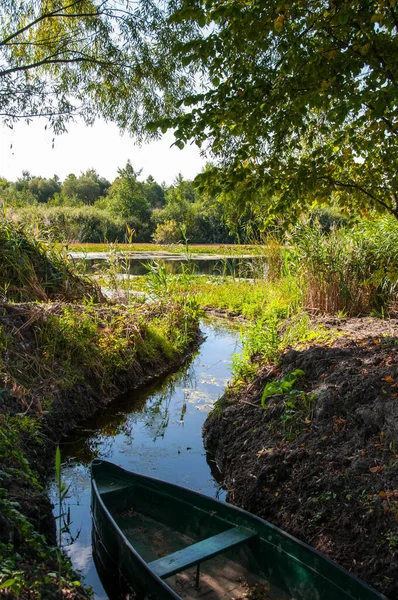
[204,317,398,599]
[0,301,200,599]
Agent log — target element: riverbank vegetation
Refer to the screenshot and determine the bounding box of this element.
[1,167,251,244]
[123,215,398,382]
[3,207,393,597]
[0,221,200,598]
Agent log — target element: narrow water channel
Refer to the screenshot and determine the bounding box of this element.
[49,319,241,599]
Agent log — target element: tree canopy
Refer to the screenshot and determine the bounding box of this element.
[158,0,398,220]
[2,1,397,223]
[0,0,193,134]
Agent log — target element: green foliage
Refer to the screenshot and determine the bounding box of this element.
[144,176,166,209]
[289,216,398,314]
[259,369,317,439]
[6,172,62,205]
[10,204,127,243]
[153,219,181,244]
[0,0,194,134]
[0,218,102,302]
[153,173,236,244]
[61,169,110,205]
[102,162,153,242]
[261,369,305,408]
[0,417,87,598]
[160,0,398,221]
[145,261,170,298]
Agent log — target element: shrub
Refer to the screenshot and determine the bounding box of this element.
[0,219,103,302]
[8,205,127,243]
[152,219,181,244]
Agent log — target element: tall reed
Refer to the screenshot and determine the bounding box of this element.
[288,216,398,315]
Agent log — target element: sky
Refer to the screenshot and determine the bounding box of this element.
[0,118,206,185]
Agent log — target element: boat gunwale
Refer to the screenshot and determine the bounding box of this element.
[91,459,389,600]
[91,476,182,600]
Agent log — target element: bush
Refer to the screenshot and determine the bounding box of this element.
[8,205,127,243]
[0,219,103,302]
[152,219,181,244]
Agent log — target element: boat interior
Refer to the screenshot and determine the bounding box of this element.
[97,478,293,600]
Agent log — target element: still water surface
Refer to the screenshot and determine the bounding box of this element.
[49,320,241,599]
[71,252,266,277]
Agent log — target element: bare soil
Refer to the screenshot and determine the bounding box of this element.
[203,317,398,600]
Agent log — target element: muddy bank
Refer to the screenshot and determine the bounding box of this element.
[204,317,398,599]
[0,300,200,599]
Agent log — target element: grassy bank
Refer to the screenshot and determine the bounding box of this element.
[66,242,267,255]
[0,221,200,599]
[125,216,398,385]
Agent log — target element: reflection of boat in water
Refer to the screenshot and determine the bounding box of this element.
[91,459,387,600]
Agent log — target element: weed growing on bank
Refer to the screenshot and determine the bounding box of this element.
[0,415,85,598]
[0,220,102,303]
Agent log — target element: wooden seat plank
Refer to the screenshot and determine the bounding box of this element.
[149,526,255,579]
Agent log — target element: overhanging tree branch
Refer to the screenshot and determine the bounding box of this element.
[0,0,104,47]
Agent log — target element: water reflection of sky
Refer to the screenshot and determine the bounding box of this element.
[49,319,241,599]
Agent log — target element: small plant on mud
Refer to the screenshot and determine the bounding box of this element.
[261,370,315,435]
[385,531,398,549]
[261,369,305,408]
[145,260,169,298]
[233,315,281,384]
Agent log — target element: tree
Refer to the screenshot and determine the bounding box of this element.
[61,169,109,204]
[153,172,235,243]
[144,175,166,209]
[28,175,61,202]
[0,0,194,133]
[104,161,152,240]
[159,0,398,220]
[158,174,197,230]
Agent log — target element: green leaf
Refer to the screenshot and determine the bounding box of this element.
[197,12,206,28]
[0,579,16,589]
[338,10,349,25]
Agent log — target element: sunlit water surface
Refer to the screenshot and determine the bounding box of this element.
[49,320,241,599]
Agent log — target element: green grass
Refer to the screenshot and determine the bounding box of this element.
[129,272,301,319]
[0,219,102,303]
[128,271,336,385]
[65,242,267,255]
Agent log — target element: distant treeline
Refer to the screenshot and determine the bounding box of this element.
[0,162,242,244]
[1,162,350,244]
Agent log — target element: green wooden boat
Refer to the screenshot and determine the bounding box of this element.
[91,459,388,600]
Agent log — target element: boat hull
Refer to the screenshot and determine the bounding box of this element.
[91,459,388,600]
